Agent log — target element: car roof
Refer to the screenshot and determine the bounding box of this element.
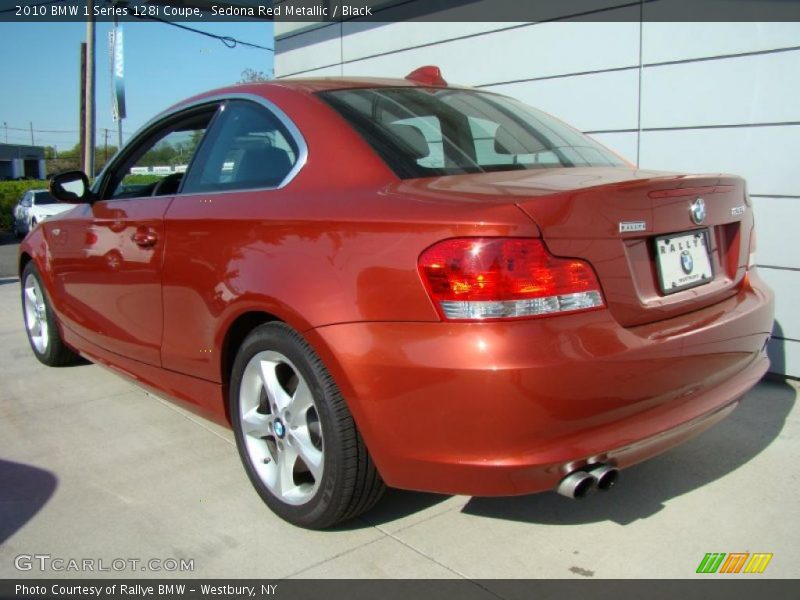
[155,72,480,138]
[185,75,473,105]
[250,76,441,93]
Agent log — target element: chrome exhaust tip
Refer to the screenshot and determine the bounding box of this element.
[556,470,596,499]
[587,464,619,491]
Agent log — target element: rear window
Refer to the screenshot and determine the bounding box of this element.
[320,87,624,179]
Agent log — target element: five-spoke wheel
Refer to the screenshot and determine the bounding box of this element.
[23,273,49,355]
[230,322,385,529]
[20,262,81,366]
[239,351,325,506]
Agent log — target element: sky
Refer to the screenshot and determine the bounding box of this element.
[0,20,274,153]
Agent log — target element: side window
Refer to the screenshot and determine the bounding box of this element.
[104,108,216,200]
[182,101,298,194]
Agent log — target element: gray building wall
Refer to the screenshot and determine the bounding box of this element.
[276,15,800,377]
[0,144,46,180]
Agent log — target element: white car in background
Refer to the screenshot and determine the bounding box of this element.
[12,189,74,238]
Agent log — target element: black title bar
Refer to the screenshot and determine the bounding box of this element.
[2,0,800,23]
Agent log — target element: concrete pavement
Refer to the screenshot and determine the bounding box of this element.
[0,232,20,279]
[0,275,798,579]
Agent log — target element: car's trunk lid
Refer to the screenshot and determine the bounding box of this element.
[398,167,753,327]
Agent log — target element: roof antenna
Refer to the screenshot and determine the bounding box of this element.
[405,66,448,87]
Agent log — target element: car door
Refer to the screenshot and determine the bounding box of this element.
[160,98,303,381]
[48,104,220,366]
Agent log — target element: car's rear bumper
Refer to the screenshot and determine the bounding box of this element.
[307,271,774,496]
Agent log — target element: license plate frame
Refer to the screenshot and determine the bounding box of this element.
[654,228,714,295]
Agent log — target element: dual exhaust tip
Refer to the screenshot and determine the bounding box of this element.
[557,464,619,499]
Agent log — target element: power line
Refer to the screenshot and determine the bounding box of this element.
[5,127,78,134]
[132,13,274,52]
[3,124,131,135]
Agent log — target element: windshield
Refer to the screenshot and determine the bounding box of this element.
[32,191,58,205]
[320,87,625,179]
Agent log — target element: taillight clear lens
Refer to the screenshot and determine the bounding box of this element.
[748,227,757,269]
[418,238,605,321]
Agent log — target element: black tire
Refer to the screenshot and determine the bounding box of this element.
[230,322,385,529]
[21,262,82,367]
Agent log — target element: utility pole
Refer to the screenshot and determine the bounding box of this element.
[30,122,34,146]
[103,128,109,164]
[79,42,87,173]
[84,0,96,177]
[3,122,7,143]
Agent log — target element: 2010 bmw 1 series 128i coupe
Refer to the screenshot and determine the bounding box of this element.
[20,66,774,528]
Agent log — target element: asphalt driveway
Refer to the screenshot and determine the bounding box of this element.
[0,274,798,579]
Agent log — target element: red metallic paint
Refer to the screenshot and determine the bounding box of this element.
[19,77,774,497]
[47,198,169,366]
[306,272,771,494]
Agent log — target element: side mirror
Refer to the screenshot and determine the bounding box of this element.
[50,170,92,203]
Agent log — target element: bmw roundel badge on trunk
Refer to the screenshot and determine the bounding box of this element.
[690,198,707,224]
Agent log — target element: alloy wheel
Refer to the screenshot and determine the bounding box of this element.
[23,274,49,354]
[238,350,324,506]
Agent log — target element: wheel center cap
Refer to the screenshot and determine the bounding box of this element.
[273,419,286,439]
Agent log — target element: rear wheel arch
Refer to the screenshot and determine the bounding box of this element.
[219,311,282,423]
[228,320,385,527]
[218,309,374,446]
[219,302,320,386]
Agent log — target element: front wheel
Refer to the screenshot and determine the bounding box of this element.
[230,322,385,529]
[21,262,82,366]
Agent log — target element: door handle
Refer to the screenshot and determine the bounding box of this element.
[132,226,158,248]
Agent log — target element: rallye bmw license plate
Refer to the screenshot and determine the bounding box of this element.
[654,229,714,294]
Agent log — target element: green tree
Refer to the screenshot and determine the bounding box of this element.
[45,141,118,176]
[239,68,272,83]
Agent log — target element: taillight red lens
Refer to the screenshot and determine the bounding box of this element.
[418,238,605,320]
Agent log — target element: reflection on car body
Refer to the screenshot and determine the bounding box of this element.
[12,189,74,238]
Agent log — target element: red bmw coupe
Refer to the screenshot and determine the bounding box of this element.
[19,67,774,528]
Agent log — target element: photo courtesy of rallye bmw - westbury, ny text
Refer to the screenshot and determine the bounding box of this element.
[14,583,278,597]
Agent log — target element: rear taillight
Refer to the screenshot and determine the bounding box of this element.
[418,238,605,321]
[748,227,757,270]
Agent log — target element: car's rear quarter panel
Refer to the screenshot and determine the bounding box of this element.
[161,187,538,382]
